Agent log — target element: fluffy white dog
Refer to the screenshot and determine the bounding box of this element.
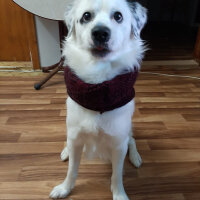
[50,0,147,199]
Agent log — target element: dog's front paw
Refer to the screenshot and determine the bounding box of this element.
[129,150,142,168]
[60,147,69,161]
[50,184,70,199]
[113,192,130,200]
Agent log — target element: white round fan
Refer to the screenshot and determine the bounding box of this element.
[13,0,71,20]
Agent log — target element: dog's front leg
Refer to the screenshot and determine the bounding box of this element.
[128,136,142,168]
[50,138,83,199]
[60,144,69,161]
[111,141,129,200]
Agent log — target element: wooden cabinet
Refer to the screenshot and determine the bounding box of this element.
[0,0,40,69]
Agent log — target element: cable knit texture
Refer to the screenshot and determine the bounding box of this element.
[64,66,138,113]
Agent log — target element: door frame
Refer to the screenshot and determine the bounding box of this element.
[26,13,40,70]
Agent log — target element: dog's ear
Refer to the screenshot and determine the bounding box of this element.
[64,1,75,37]
[127,1,147,37]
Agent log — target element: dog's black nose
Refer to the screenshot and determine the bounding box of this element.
[92,26,111,44]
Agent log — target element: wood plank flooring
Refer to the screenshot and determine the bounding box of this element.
[0,62,200,200]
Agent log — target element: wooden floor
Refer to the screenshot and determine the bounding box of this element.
[0,62,200,200]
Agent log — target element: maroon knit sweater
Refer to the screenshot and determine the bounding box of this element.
[64,66,138,113]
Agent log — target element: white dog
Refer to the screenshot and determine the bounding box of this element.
[50,0,147,199]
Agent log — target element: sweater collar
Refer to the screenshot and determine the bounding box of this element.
[64,66,138,113]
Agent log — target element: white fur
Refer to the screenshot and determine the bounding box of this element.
[50,0,147,199]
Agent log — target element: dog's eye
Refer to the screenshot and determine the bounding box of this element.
[114,12,123,23]
[82,12,92,22]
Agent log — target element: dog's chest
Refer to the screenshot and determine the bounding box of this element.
[67,97,134,160]
[67,97,134,137]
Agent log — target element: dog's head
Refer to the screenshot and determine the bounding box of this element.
[64,0,147,59]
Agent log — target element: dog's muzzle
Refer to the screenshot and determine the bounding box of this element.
[91,26,111,57]
[92,26,111,46]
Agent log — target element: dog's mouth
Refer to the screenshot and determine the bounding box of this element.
[91,45,110,57]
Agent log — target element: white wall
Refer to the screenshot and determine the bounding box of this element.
[35,16,61,67]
